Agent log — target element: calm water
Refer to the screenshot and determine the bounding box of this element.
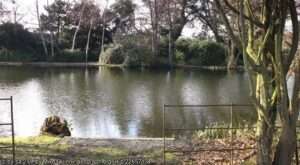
[0,66,255,138]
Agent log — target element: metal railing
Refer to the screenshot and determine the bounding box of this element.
[162,103,300,165]
[0,96,15,164]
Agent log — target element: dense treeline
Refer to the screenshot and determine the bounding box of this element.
[0,0,228,67]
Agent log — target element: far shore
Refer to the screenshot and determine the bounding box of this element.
[0,62,101,67]
[0,61,245,71]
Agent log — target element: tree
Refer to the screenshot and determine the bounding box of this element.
[36,0,48,57]
[214,0,300,164]
[41,0,70,43]
[70,1,86,52]
[188,0,243,69]
[0,23,41,55]
[101,0,109,55]
[0,1,4,18]
[111,0,136,35]
[0,1,8,23]
[143,0,192,65]
[188,0,223,42]
[142,0,160,57]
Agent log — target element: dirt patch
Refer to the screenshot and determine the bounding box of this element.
[169,136,257,164]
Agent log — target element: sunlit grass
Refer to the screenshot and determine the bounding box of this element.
[0,135,60,145]
[193,122,256,140]
[89,147,128,157]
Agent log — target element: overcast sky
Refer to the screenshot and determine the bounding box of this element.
[2,0,197,37]
[4,0,115,27]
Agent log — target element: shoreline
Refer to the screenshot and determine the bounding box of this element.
[0,61,245,71]
[0,135,256,163]
[0,136,178,163]
[0,62,100,67]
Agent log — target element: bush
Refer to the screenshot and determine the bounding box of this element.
[175,50,184,64]
[48,50,98,62]
[175,38,192,59]
[0,23,43,61]
[99,44,125,65]
[0,49,34,62]
[175,39,226,66]
[53,50,85,62]
[99,35,152,67]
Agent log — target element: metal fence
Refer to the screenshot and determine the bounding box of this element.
[162,103,299,165]
[0,96,15,164]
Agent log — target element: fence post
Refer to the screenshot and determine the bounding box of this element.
[10,96,15,165]
[163,105,166,165]
[296,126,299,165]
[230,103,233,165]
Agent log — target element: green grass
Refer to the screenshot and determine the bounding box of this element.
[0,136,180,164]
[89,147,129,158]
[193,122,256,140]
[0,135,60,145]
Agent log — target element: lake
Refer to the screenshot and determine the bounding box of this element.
[0,66,255,138]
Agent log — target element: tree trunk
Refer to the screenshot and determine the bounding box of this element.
[167,0,173,68]
[85,20,93,63]
[149,0,159,58]
[273,123,297,165]
[168,30,173,68]
[273,59,300,164]
[216,0,300,163]
[47,0,54,58]
[71,4,86,52]
[101,0,109,56]
[256,109,276,165]
[211,28,222,43]
[50,32,55,57]
[227,41,237,70]
[36,0,48,57]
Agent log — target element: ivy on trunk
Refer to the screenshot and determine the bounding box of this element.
[215,0,300,164]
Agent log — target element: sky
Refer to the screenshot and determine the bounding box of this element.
[1,0,197,37]
[2,0,116,28]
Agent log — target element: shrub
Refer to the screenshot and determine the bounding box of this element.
[175,39,226,66]
[121,37,152,67]
[123,45,151,67]
[175,38,192,60]
[175,50,184,64]
[42,49,99,62]
[189,40,226,66]
[99,44,125,65]
[193,123,256,140]
[0,50,34,62]
[52,50,85,62]
[0,23,43,61]
[99,35,152,67]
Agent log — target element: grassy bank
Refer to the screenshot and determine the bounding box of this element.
[0,136,179,164]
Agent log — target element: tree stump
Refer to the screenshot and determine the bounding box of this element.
[40,116,71,137]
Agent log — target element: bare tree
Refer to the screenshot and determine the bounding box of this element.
[101,0,109,55]
[85,19,93,63]
[36,0,48,56]
[167,0,173,67]
[143,0,160,57]
[47,0,55,57]
[71,1,86,52]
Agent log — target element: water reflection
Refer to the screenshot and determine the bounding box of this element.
[0,66,255,138]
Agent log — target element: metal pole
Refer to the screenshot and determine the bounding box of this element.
[163,105,166,165]
[295,126,299,165]
[10,96,15,165]
[230,103,233,165]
